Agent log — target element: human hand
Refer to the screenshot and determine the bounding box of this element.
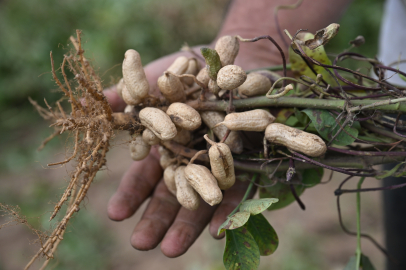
[105,49,257,257]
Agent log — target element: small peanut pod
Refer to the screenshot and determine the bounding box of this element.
[122,84,142,105]
[116,78,125,99]
[166,102,201,131]
[142,128,160,145]
[208,79,220,95]
[175,166,200,210]
[157,72,186,103]
[164,165,177,196]
[238,73,272,97]
[122,49,150,101]
[129,134,151,161]
[159,146,173,169]
[182,58,199,86]
[265,123,327,157]
[124,105,136,114]
[216,65,247,90]
[172,128,191,146]
[139,107,177,140]
[167,56,189,75]
[196,68,210,88]
[214,35,239,66]
[255,70,282,87]
[200,111,243,154]
[215,109,275,132]
[184,164,223,206]
[204,135,235,190]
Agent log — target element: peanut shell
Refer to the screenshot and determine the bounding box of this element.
[166,102,201,131]
[184,164,222,206]
[142,128,160,146]
[214,35,239,66]
[238,73,272,97]
[122,49,149,101]
[175,166,200,210]
[265,123,327,157]
[164,165,177,196]
[129,134,151,161]
[157,72,186,103]
[216,65,247,90]
[182,58,199,86]
[215,109,275,131]
[167,56,189,75]
[139,107,177,140]
[196,68,210,88]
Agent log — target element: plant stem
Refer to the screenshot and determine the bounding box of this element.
[356,177,365,270]
[247,63,292,73]
[227,174,257,217]
[186,96,406,113]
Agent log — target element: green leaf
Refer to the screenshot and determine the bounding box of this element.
[294,107,310,125]
[200,47,222,81]
[245,214,278,256]
[274,108,295,124]
[302,168,324,187]
[240,198,279,215]
[223,226,260,270]
[302,109,358,146]
[344,254,376,270]
[259,173,305,211]
[400,74,406,82]
[376,162,404,180]
[289,32,337,86]
[218,211,251,235]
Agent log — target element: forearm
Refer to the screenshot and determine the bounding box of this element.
[217,0,353,69]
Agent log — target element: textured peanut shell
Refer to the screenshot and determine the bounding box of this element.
[175,166,200,210]
[122,84,142,105]
[218,109,276,131]
[184,164,222,206]
[196,68,210,88]
[216,65,247,90]
[215,35,240,66]
[172,128,191,146]
[129,135,151,161]
[182,58,199,86]
[200,111,243,154]
[157,72,186,103]
[208,79,220,95]
[265,123,327,157]
[166,102,201,131]
[167,56,189,75]
[208,142,235,190]
[255,70,282,87]
[122,49,149,101]
[139,107,177,140]
[142,128,160,146]
[159,147,173,170]
[124,105,136,114]
[163,165,177,196]
[238,73,272,97]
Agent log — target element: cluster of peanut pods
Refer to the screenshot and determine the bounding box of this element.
[115,36,327,210]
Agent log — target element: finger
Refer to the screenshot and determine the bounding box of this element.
[160,199,217,258]
[130,180,181,251]
[104,85,127,112]
[107,150,162,221]
[209,180,256,239]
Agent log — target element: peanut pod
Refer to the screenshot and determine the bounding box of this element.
[214,35,239,66]
[216,65,247,90]
[238,72,272,97]
[182,58,199,86]
[172,128,191,146]
[265,123,327,157]
[175,166,200,210]
[196,67,210,88]
[184,164,222,206]
[214,109,275,131]
[166,102,202,131]
[164,165,177,196]
[139,107,177,140]
[129,134,151,161]
[157,72,186,103]
[142,128,160,146]
[167,56,189,75]
[159,146,174,169]
[122,49,149,101]
[204,135,235,190]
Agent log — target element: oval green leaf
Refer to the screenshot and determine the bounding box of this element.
[218,211,251,235]
[245,214,278,256]
[239,198,279,215]
[200,47,222,81]
[302,168,324,187]
[302,109,359,146]
[223,226,260,270]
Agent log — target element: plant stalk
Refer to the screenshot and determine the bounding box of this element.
[227,174,257,217]
[356,177,365,270]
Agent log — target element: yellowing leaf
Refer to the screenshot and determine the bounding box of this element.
[218,211,251,235]
[240,198,279,215]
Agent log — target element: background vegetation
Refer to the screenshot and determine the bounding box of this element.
[0,0,385,269]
